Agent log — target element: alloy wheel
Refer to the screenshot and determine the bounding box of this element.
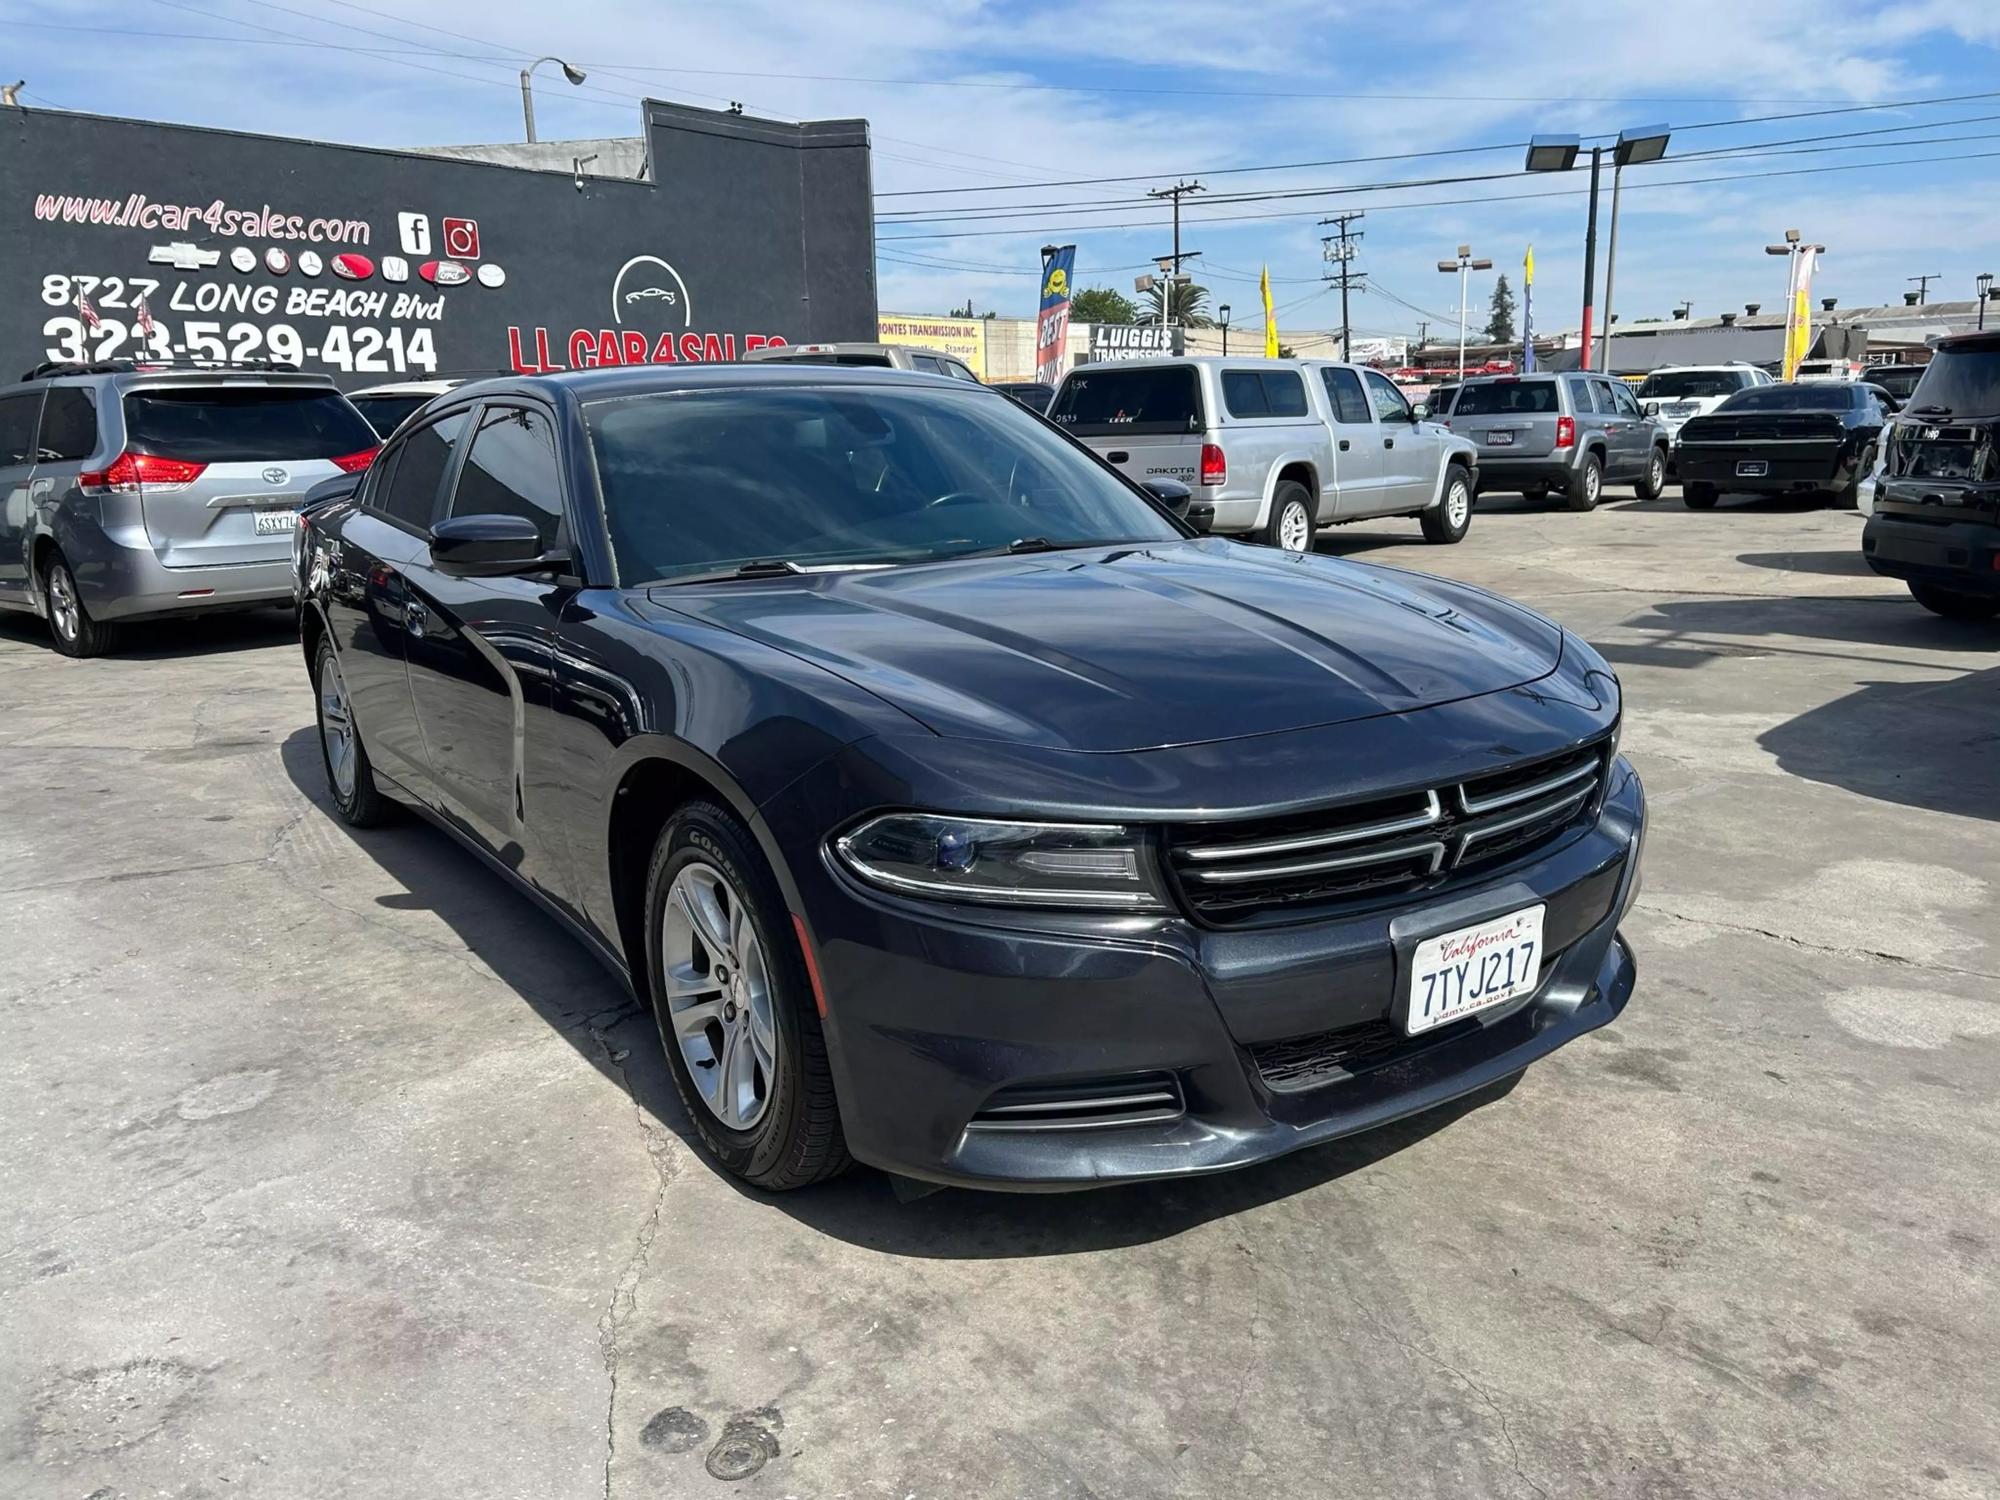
[1278,500,1311,553]
[1446,481,1470,530]
[661,861,779,1131]
[47,565,79,643]
[318,653,358,801]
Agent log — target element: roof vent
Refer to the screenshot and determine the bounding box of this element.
[1904,292,1922,306]
[1821,297,1838,311]
[1745,302,1761,316]
[1671,307,1689,320]
[1720,312,1737,325]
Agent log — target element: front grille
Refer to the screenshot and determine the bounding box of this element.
[1251,1016,1478,1092]
[966,1071,1185,1132]
[1167,741,1610,925]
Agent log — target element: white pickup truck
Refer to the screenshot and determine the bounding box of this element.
[1047,355,1479,551]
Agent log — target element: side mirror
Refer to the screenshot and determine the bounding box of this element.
[1411,402,1431,421]
[430,514,568,578]
[1141,477,1194,519]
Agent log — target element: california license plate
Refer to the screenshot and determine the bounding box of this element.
[253,509,299,535]
[1736,459,1768,477]
[1486,429,1515,446]
[1405,904,1545,1036]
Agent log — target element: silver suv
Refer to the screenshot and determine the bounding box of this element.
[1452,372,1669,511]
[1047,355,1479,550]
[0,362,378,656]
[742,342,982,382]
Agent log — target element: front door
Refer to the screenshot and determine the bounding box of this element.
[1591,377,1643,478]
[1362,369,1428,509]
[1318,366,1384,516]
[0,390,45,605]
[402,401,573,898]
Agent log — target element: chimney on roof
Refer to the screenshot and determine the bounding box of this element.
[1745,302,1761,315]
[1821,297,1837,311]
[1720,312,1737,325]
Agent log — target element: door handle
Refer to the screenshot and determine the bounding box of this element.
[1338,439,1350,451]
[403,600,428,638]
[1384,438,1395,449]
[1106,451,1130,463]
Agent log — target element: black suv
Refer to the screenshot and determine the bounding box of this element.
[1862,332,2000,620]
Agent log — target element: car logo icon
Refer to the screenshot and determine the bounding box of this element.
[381,255,410,283]
[332,253,375,281]
[265,246,291,274]
[298,250,324,276]
[229,246,257,273]
[419,260,470,286]
[262,466,289,486]
[476,262,506,288]
[148,242,222,271]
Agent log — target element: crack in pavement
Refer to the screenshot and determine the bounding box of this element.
[1636,902,2000,983]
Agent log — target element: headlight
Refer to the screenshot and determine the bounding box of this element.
[834,814,1172,911]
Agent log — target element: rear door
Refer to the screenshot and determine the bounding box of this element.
[0,390,44,605]
[1047,363,1206,491]
[1317,366,1384,515]
[402,400,574,898]
[1452,378,1562,458]
[118,381,378,568]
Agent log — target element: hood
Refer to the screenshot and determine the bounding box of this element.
[647,540,1562,753]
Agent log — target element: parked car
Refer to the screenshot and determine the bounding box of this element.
[743,342,981,383]
[1635,363,1774,460]
[0,360,377,655]
[991,380,1056,414]
[1451,372,1670,510]
[1046,356,1479,551]
[1794,359,1863,382]
[1861,330,2000,621]
[1675,381,1892,510]
[1864,364,1927,403]
[297,362,1644,1191]
[348,377,465,438]
[1422,383,1458,419]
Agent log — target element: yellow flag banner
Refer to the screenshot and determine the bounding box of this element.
[1261,265,1279,357]
[1782,246,1818,382]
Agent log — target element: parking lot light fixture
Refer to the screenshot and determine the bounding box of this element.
[1219,303,1231,354]
[1439,248,1491,379]
[1598,127,1670,371]
[1979,273,1994,330]
[1525,135,1580,173]
[520,56,588,143]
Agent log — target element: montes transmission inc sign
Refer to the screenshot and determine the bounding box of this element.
[3,101,876,386]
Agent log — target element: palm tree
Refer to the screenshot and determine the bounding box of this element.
[1139,279,1216,328]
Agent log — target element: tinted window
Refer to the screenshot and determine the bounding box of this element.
[1362,370,1411,422]
[36,387,98,462]
[122,387,376,462]
[586,385,1179,585]
[351,393,434,438]
[1906,349,2000,415]
[449,406,565,551]
[0,392,39,466]
[911,355,948,374]
[1320,367,1372,424]
[1048,365,1203,435]
[1715,385,1863,412]
[755,352,893,367]
[1637,369,1752,399]
[1868,367,1923,400]
[1223,370,1307,419]
[376,410,468,529]
[1452,379,1559,416]
[943,361,980,383]
[1428,386,1457,416]
[1610,382,1643,417]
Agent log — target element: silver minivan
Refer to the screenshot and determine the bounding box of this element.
[0,363,379,655]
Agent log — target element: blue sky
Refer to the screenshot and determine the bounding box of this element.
[9,0,2000,339]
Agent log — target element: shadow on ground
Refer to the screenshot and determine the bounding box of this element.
[1759,661,2000,822]
[279,726,1518,1258]
[0,605,297,661]
[1598,593,2000,673]
[1736,549,1880,578]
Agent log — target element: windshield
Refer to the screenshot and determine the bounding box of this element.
[1906,350,2000,415]
[586,384,1183,585]
[1715,385,1855,412]
[1638,370,1749,399]
[350,393,434,437]
[1869,367,1924,400]
[122,387,377,461]
[1452,379,1558,415]
[1048,365,1202,436]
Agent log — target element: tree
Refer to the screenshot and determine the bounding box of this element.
[1139,279,1216,328]
[1070,286,1136,325]
[1484,274,1516,344]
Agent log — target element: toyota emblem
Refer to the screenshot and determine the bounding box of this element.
[262,466,289,486]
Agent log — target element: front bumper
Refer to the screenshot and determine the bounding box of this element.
[782,757,1645,1191]
[1863,512,2000,594]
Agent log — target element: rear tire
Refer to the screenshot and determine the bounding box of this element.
[41,552,117,658]
[1832,446,1874,510]
[1909,583,2000,622]
[1566,454,1604,512]
[1421,469,1472,544]
[315,637,392,827]
[644,800,850,1190]
[1261,480,1315,553]
[1683,482,1719,510]
[1634,446,1667,500]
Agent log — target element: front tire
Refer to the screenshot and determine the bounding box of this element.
[1634,447,1667,500]
[42,552,117,658]
[1683,481,1719,510]
[1261,480,1314,553]
[1909,583,2000,622]
[315,638,391,827]
[1566,453,1604,512]
[644,801,849,1190]
[1421,469,1472,544]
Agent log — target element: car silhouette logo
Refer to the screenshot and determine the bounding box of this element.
[626,286,677,304]
[262,467,289,486]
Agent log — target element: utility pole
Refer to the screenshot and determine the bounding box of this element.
[1318,211,1366,361]
[1907,273,1941,305]
[1415,319,1430,354]
[1146,180,1204,326]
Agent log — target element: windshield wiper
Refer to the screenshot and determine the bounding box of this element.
[645,559,804,587]
[1910,404,1953,417]
[932,536,1123,562]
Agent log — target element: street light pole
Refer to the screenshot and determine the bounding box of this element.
[1579,146,1602,369]
[1524,127,1667,376]
[1219,304,1231,355]
[520,56,589,143]
[1978,273,1994,330]
[1437,246,1493,380]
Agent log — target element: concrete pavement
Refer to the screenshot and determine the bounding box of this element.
[4,487,1997,1499]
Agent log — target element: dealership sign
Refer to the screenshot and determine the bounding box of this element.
[1087,324,1184,362]
[2,102,875,387]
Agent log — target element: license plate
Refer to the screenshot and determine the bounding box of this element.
[1486,430,1515,446]
[253,509,299,535]
[1405,904,1545,1036]
[1736,459,1768,477]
